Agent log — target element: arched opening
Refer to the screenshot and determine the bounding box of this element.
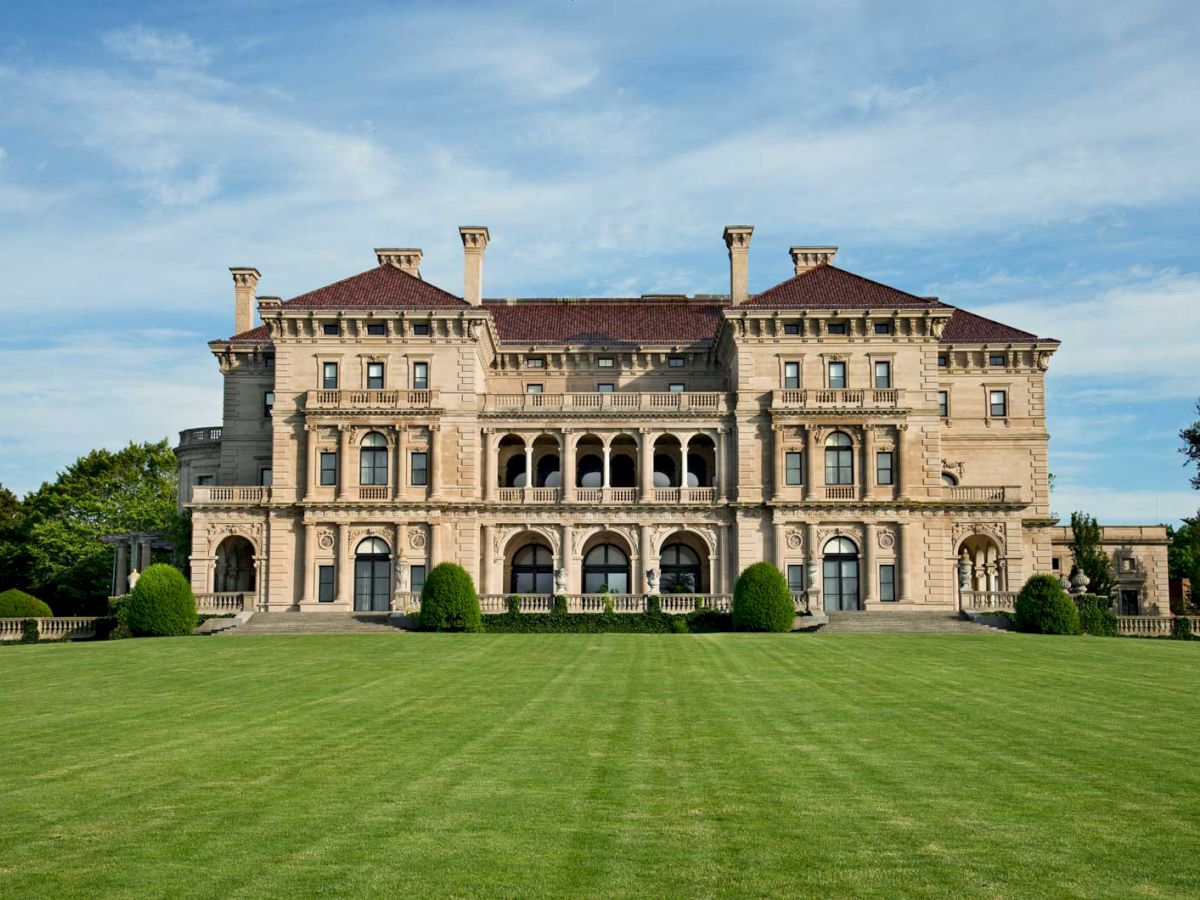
[942,472,959,486]
[957,533,1005,592]
[824,432,854,485]
[822,536,860,611]
[659,532,710,593]
[509,542,554,594]
[359,432,389,486]
[213,535,256,593]
[533,434,560,487]
[575,434,604,487]
[354,536,391,612]
[686,434,716,487]
[498,434,527,487]
[653,435,681,487]
[610,434,638,488]
[582,539,631,594]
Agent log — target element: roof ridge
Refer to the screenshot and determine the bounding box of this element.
[284,264,465,308]
[942,305,1037,340]
[815,264,939,304]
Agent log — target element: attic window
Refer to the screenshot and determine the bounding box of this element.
[989,353,1006,367]
[322,323,340,336]
[527,357,545,369]
[784,323,800,335]
[366,323,386,336]
[598,357,615,368]
[412,323,430,336]
[874,322,892,335]
[827,322,847,335]
[668,356,685,368]
[938,354,948,368]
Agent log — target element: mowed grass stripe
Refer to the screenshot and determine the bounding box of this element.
[1,634,1198,898]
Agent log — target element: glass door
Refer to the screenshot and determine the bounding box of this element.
[823,557,860,611]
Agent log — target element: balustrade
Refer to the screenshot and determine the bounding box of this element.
[1116,616,1175,637]
[305,389,434,410]
[476,594,733,614]
[0,617,99,641]
[484,392,729,414]
[195,592,247,612]
[191,486,270,505]
[961,590,1018,610]
[358,486,389,500]
[824,486,855,500]
[947,485,1019,503]
[772,389,902,410]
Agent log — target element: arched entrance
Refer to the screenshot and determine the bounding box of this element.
[354,537,391,611]
[957,533,1005,592]
[583,542,631,593]
[510,543,554,594]
[214,536,256,592]
[657,531,711,593]
[823,536,860,611]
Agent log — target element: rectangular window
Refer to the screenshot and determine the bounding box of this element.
[410,451,428,486]
[876,451,894,485]
[989,353,1006,367]
[526,383,543,394]
[828,361,847,389]
[527,357,545,369]
[322,322,339,336]
[1051,557,1061,571]
[784,361,800,389]
[784,322,800,335]
[320,451,337,486]
[938,354,948,368]
[879,564,896,602]
[265,354,275,368]
[196,474,214,486]
[827,322,847,335]
[787,565,805,592]
[668,383,685,393]
[938,390,949,418]
[318,565,335,603]
[411,565,427,594]
[597,383,615,393]
[366,322,386,336]
[263,391,275,417]
[412,322,430,336]
[1120,590,1138,616]
[367,362,384,389]
[260,468,273,486]
[1121,557,1136,573]
[873,360,892,389]
[989,389,1008,417]
[322,362,338,389]
[874,322,892,335]
[598,357,615,368]
[412,362,429,390]
[669,356,686,367]
[785,451,803,486]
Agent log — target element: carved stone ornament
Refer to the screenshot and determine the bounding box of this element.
[877,529,896,550]
[317,531,335,551]
[410,530,427,550]
[951,521,1007,552]
[1037,351,1052,371]
[786,530,804,550]
[814,524,865,550]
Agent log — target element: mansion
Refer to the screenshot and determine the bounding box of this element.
[171,226,1170,616]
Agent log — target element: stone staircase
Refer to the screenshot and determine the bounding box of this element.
[222,612,407,636]
[819,611,1002,634]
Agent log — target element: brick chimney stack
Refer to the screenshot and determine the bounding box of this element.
[459,226,490,306]
[723,226,754,305]
[789,246,837,275]
[229,267,261,336]
[375,248,423,277]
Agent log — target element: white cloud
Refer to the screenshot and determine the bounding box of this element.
[101,25,213,69]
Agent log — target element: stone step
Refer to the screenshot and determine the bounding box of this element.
[819,611,1001,634]
[223,612,407,636]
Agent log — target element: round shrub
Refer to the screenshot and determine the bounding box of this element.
[0,588,53,618]
[1014,574,1081,635]
[419,563,482,632]
[1076,594,1117,637]
[732,562,794,632]
[1172,616,1194,640]
[123,564,197,637]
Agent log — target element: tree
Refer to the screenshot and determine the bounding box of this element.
[123,563,196,637]
[0,483,29,594]
[1166,516,1200,611]
[419,563,482,632]
[1181,400,1200,489]
[732,562,794,632]
[1014,574,1081,635]
[1068,511,1113,598]
[16,441,178,616]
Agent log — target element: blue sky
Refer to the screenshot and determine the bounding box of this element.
[1,0,1198,523]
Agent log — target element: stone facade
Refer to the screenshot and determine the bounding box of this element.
[179,226,1168,614]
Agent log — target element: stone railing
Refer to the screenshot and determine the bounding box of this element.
[1117,616,1174,637]
[791,591,811,614]
[947,485,1021,504]
[195,592,247,613]
[358,486,389,500]
[304,389,435,410]
[177,426,223,448]
[0,617,99,642]
[653,487,719,503]
[496,487,563,503]
[476,594,733,614]
[391,592,421,613]
[491,486,717,505]
[484,392,731,414]
[771,389,903,411]
[961,590,1019,610]
[191,485,271,505]
[824,486,856,500]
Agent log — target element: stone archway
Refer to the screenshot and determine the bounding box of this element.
[213,535,256,593]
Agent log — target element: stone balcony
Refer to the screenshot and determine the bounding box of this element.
[177,426,222,449]
[944,485,1021,504]
[491,486,720,504]
[304,389,436,411]
[191,485,271,506]
[770,388,904,411]
[483,391,732,415]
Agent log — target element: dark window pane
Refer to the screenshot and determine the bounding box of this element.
[320,452,337,486]
[411,452,428,485]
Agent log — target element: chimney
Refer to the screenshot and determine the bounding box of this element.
[375,248,423,277]
[229,267,261,335]
[459,226,490,306]
[723,226,754,305]
[789,246,837,275]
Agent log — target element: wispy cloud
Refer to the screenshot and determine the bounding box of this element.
[101,24,213,69]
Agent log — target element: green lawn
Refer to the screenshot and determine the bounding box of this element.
[2,634,1198,898]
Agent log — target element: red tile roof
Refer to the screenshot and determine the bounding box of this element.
[746,264,944,309]
[484,299,727,346]
[284,264,466,310]
[941,308,1055,344]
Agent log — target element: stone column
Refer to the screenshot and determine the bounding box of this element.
[715,525,726,593]
[773,515,787,570]
[896,424,908,499]
[430,521,442,567]
[804,426,816,501]
[392,425,404,501]
[336,522,351,606]
[337,426,350,501]
[525,444,534,494]
[640,525,654,594]
[483,429,496,501]
[806,521,820,609]
[139,540,152,571]
[862,425,875,501]
[562,431,576,502]
[715,429,726,500]
[898,521,914,603]
[115,542,129,596]
[602,444,611,489]
[301,522,316,606]
[639,429,654,501]
[562,523,576,593]
[480,523,492,594]
[305,425,318,501]
[772,426,784,500]
[428,425,442,500]
[680,436,690,494]
[863,522,877,606]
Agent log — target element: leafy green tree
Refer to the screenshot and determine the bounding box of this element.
[0,483,30,594]
[1166,516,1200,611]
[17,441,178,615]
[1181,400,1200,489]
[1068,511,1113,598]
[0,588,53,618]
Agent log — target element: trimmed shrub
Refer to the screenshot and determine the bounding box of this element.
[419,563,482,632]
[1014,574,1081,635]
[646,594,661,616]
[1076,594,1117,637]
[1172,616,1194,641]
[123,564,198,637]
[732,563,794,633]
[553,594,568,615]
[20,619,40,644]
[506,594,522,615]
[0,589,53,618]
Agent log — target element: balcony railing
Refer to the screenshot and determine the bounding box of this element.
[772,388,902,410]
[824,486,856,500]
[0,617,99,642]
[961,590,1018,610]
[196,592,247,613]
[305,389,434,410]
[497,487,563,503]
[946,486,1020,503]
[476,594,734,614]
[191,486,271,505]
[484,392,730,414]
[177,426,223,448]
[491,486,716,504]
[358,486,389,500]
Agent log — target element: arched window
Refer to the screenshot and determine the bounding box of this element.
[941,472,958,486]
[822,536,859,611]
[660,543,701,593]
[354,537,390,612]
[653,453,677,488]
[359,432,388,486]
[824,432,853,485]
[610,454,637,488]
[686,454,708,488]
[577,454,602,487]
[511,543,554,594]
[583,543,630,593]
[505,455,526,488]
[537,454,560,488]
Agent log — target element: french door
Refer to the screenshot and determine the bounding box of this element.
[823,556,860,611]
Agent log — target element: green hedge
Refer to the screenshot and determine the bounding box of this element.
[482,608,732,634]
[1014,574,1081,635]
[1076,594,1117,637]
[419,563,482,632]
[732,563,794,632]
[0,589,53,618]
[123,564,197,637]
